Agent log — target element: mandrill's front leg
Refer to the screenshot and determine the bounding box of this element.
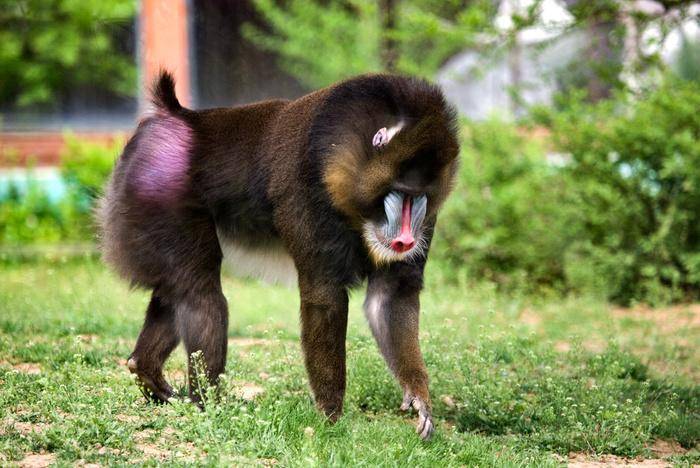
[364,263,434,439]
[298,274,349,421]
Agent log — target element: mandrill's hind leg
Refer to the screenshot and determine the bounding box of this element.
[128,291,180,403]
[174,274,229,405]
[364,263,434,440]
[124,209,228,405]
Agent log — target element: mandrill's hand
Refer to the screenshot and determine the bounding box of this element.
[400,390,434,440]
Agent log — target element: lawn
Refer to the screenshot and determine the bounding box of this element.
[0,259,698,466]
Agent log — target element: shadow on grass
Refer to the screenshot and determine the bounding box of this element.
[440,340,698,455]
[348,337,699,457]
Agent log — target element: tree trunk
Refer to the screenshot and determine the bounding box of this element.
[585,17,616,101]
[380,0,398,72]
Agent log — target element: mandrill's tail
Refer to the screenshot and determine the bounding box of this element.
[150,70,184,114]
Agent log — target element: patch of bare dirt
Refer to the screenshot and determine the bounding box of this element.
[136,444,172,461]
[3,362,42,374]
[18,453,56,468]
[76,334,98,343]
[612,303,700,334]
[115,414,140,424]
[233,382,265,401]
[551,339,606,353]
[554,341,572,353]
[165,368,186,382]
[96,446,121,457]
[5,405,33,416]
[222,455,278,465]
[647,439,687,457]
[565,440,689,468]
[133,429,156,443]
[519,308,542,327]
[134,429,171,461]
[10,421,49,435]
[133,428,200,463]
[227,337,275,347]
[229,337,278,358]
[75,460,101,467]
[582,339,607,353]
[566,453,670,467]
[440,395,456,408]
[2,415,49,436]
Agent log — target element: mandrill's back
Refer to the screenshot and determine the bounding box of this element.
[98,73,328,290]
[189,87,332,243]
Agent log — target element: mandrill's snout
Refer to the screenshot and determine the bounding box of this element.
[363,190,427,264]
[389,195,416,253]
[390,234,415,253]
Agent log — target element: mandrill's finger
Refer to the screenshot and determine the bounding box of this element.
[400,393,434,439]
[417,412,434,440]
[409,396,434,440]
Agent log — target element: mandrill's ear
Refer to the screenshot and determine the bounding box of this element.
[372,122,404,148]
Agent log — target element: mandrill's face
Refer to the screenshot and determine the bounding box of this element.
[362,190,428,264]
[323,121,459,266]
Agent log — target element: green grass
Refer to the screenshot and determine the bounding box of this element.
[0,259,698,466]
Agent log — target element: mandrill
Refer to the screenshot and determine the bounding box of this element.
[98,71,459,439]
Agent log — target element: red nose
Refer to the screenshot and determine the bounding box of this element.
[390,195,415,253]
[390,233,415,253]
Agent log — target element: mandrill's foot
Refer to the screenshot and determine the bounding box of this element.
[400,391,434,440]
[127,357,175,404]
[318,400,343,423]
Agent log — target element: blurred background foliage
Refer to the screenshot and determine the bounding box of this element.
[244,0,498,88]
[1,0,700,306]
[433,78,700,305]
[0,136,121,245]
[0,0,136,109]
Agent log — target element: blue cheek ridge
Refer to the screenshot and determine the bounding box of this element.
[383,191,403,239]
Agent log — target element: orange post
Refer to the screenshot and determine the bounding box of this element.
[140,0,190,107]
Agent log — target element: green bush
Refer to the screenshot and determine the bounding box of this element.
[60,134,120,211]
[432,79,700,305]
[431,118,581,296]
[539,79,700,304]
[0,136,119,245]
[0,182,82,244]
